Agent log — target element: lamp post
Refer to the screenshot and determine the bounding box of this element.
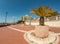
[12,16,16,23]
[5,12,8,24]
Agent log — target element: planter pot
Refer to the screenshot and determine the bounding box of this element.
[34,25,49,38]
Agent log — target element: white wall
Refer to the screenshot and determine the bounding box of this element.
[25,21,60,27]
[45,21,60,27]
[25,21,39,25]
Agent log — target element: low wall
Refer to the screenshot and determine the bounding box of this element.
[25,22,39,25]
[25,21,60,27]
[45,21,60,27]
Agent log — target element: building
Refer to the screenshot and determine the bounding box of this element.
[46,15,60,21]
[22,15,60,25]
[22,15,32,21]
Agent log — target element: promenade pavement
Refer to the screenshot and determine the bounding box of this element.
[0,24,60,44]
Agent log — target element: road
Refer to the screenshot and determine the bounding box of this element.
[0,24,60,44]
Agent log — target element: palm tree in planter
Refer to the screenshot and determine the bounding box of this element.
[31,6,58,38]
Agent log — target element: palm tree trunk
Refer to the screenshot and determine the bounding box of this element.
[39,16,44,26]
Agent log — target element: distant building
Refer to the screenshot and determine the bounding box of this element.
[22,14,60,21]
[46,15,60,21]
[21,14,60,25]
[22,15,32,21]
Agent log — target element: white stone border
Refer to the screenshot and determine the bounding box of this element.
[7,26,27,33]
[24,30,60,44]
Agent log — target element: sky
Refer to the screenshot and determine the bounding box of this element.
[0,0,60,23]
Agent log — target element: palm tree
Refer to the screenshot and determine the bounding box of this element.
[31,6,58,26]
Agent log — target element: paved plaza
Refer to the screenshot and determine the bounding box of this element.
[0,24,60,44]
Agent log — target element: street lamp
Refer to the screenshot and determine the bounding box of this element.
[5,12,8,24]
[12,16,16,23]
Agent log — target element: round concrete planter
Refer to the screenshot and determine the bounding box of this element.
[24,30,59,44]
[34,25,49,38]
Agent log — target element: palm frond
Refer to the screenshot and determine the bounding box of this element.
[31,9,42,16]
[31,6,58,17]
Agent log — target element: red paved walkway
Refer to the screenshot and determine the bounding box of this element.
[0,24,60,44]
[0,27,28,44]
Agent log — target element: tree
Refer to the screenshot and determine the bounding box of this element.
[17,20,25,24]
[31,6,58,26]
